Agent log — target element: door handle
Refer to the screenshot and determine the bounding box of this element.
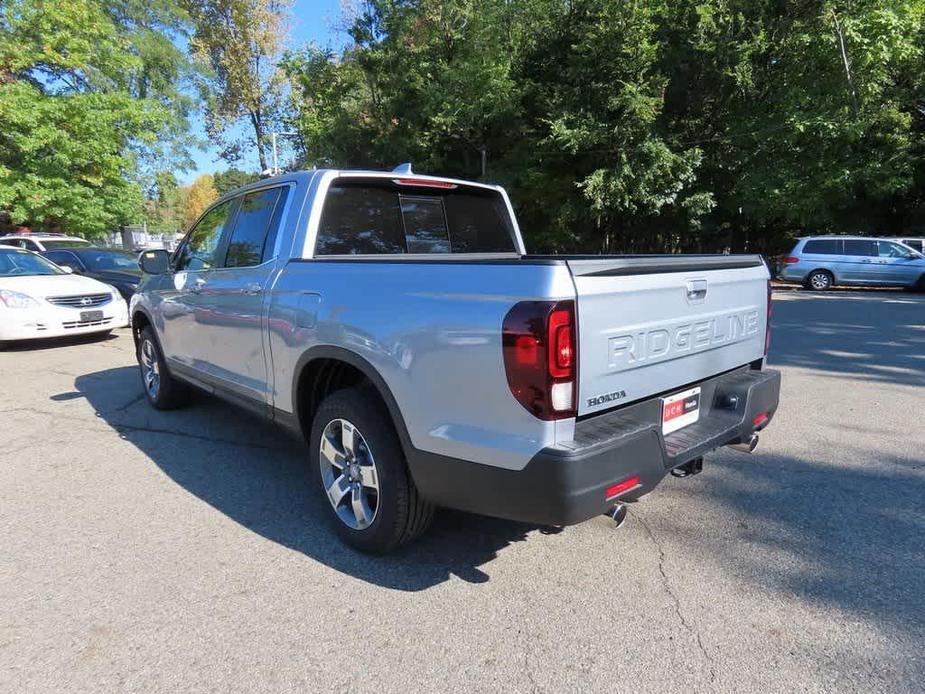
[189,277,207,293]
[241,282,263,295]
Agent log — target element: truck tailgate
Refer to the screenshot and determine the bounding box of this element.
[567,256,770,417]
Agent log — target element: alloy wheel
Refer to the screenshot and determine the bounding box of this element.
[318,418,380,530]
[140,338,160,398]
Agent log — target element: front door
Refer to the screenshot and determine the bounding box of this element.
[873,240,923,286]
[172,186,289,404]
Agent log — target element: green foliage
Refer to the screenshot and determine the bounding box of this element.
[213,168,260,195]
[0,0,192,238]
[284,0,925,253]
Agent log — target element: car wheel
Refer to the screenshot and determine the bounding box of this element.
[137,326,189,410]
[805,270,833,291]
[310,386,434,553]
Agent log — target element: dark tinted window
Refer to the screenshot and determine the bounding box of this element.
[803,239,840,255]
[400,197,450,253]
[315,180,517,255]
[45,250,83,269]
[224,187,284,268]
[842,239,877,257]
[176,199,234,271]
[316,184,406,255]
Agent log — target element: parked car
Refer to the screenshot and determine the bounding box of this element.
[42,247,141,300]
[131,168,780,553]
[0,233,91,252]
[0,247,128,346]
[778,236,925,290]
[887,237,925,255]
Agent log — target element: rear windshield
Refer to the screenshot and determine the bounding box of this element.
[314,179,517,255]
[41,239,91,249]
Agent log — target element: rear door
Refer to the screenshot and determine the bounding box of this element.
[567,256,770,417]
[838,239,878,282]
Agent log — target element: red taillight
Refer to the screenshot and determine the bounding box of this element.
[783,256,800,264]
[502,300,577,420]
[392,178,458,189]
[605,475,641,500]
[765,280,772,355]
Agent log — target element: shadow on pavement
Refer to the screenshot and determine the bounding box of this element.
[682,449,925,639]
[2,331,119,352]
[71,365,553,591]
[769,292,925,387]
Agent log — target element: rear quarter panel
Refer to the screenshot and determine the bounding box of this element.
[268,260,576,470]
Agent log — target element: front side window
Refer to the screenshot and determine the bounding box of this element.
[314,179,517,256]
[175,199,234,271]
[45,250,84,270]
[901,239,924,253]
[224,187,285,268]
[842,239,877,257]
[878,241,915,259]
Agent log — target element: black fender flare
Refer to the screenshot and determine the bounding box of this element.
[290,346,415,457]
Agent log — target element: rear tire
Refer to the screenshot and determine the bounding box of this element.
[137,326,189,410]
[804,270,833,291]
[309,386,434,553]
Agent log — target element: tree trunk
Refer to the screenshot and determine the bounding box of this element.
[250,109,268,172]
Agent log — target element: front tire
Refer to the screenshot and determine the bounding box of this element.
[309,386,433,553]
[137,326,189,410]
[805,270,833,291]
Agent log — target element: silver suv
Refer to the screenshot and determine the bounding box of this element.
[778,236,925,290]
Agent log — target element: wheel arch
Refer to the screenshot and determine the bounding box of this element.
[290,346,414,458]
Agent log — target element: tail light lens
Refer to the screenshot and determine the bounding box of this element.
[765,280,772,355]
[783,256,800,264]
[502,300,577,420]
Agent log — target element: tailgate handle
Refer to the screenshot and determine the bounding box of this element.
[686,280,708,304]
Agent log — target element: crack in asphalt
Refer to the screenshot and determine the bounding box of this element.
[637,514,717,684]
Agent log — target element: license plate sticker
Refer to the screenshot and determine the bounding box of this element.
[661,387,701,435]
[80,310,104,322]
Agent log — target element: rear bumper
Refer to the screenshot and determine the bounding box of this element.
[408,366,781,526]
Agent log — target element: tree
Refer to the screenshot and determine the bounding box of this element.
[185,0,292,171]
[214,168,260,195]
[0,0,193,238]
[181,174,218,229]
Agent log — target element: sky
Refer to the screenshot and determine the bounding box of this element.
[181,0,348,184]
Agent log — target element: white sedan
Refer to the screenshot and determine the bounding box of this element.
[0,247,129,344]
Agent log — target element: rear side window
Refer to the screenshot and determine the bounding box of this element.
[802,239,840,255]
[224,187,287,268]
[315,179,517,255]
[842,239,877,257]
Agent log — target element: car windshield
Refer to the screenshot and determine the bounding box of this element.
[41,239,91,249]
[79,249,139,271]
[0,249,66,276]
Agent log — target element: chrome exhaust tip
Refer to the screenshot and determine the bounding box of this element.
[727,433,759,454]
[609,503,628,528]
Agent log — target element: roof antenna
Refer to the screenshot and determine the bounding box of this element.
[392,162,413,175]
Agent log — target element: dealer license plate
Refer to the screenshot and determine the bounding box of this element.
[661,387,701,435]
[80,310,104,322]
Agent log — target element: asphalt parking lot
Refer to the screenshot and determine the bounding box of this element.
[2,290,924,692]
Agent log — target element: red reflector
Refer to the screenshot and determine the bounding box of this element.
[753,412,769,428]
[514,334,539,365]
[605,475,641,500]
[783,256,800,264]
[392,178,457,189]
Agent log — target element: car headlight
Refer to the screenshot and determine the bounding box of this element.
[0,289,40,309]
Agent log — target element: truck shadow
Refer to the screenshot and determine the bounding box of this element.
[73,366,552,591]
[768,292,925,387]
[669,449,925,640]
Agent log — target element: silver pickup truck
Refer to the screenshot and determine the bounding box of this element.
[132,167,781,552]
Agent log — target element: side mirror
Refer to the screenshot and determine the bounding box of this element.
[139,249,170,274]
